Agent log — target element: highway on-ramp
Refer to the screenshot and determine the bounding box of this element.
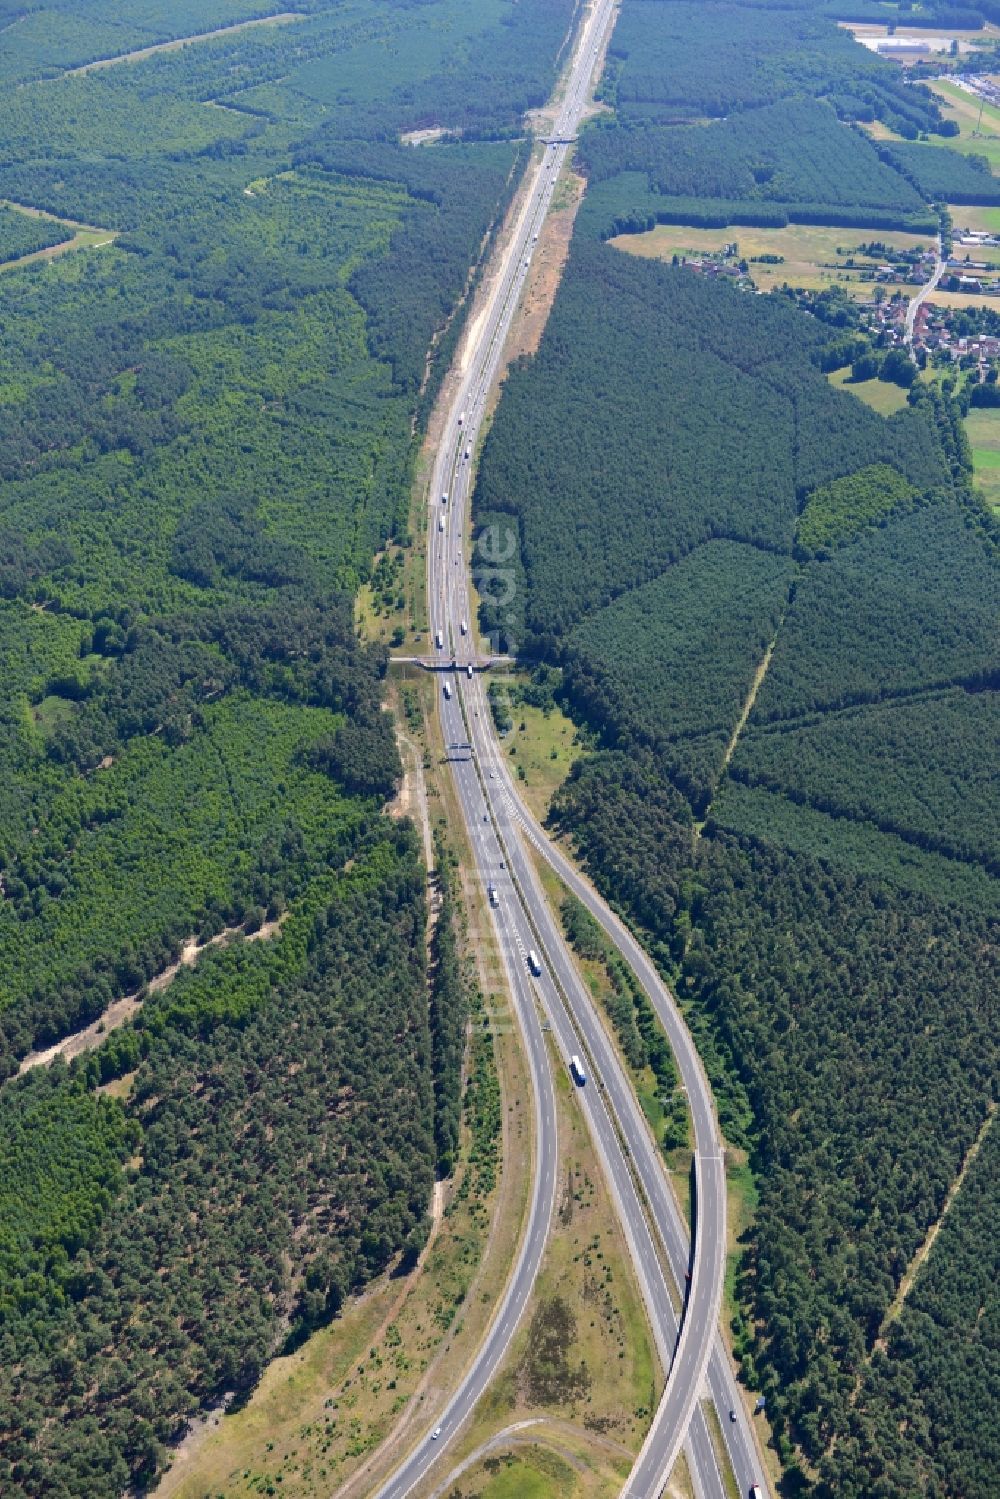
[370,1,771,1495]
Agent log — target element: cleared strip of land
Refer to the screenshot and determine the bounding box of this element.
[0,198,117,272]
[63,12,303,77]
[875,1104,997,1352]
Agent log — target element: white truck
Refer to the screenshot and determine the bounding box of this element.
[435,630,443,649]
[460,618,468,635]
[466,663,473,679]
[443,680,452,700]
[569,1054,586,1087]
[438,516,445,533]
[528,948,542,976]
[458,410,466,426]
[488,884,499,908]
[441,492,448,504]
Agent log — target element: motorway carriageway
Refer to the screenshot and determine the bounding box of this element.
[369,1,770,1496]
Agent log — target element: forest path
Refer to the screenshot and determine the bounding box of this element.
[17,916,284,1076]
[874,1102,996,1352]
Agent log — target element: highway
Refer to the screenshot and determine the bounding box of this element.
[370,1,770,1495]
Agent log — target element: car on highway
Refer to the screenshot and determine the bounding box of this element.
[749,1486,763,1499]
[431,1426,442,1441]
[730,1409,737,1422]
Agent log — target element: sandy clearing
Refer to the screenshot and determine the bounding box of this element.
[17,914,285,1075]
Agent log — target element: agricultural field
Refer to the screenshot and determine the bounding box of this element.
[611,219,928,297]
[951,201,1000,235]
[925,286,1000,310]
[965,404,1000,508]
[930,78,1000,172]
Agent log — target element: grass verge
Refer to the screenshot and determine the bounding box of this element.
[426,1032,662,1497]
[487,675,589,822]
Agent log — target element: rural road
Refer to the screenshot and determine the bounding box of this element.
[905,233,945,343]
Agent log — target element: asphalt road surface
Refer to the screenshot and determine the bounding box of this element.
[369,1,770,1494]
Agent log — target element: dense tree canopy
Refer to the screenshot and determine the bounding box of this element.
[476,5,1000,1490]
[0,0,578,1489]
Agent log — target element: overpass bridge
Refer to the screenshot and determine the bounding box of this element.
[388,655,515,672]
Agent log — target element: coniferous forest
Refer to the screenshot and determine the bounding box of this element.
[0,0,579,1491]
[2,0,999,1493]
[475,1,1000,1494]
